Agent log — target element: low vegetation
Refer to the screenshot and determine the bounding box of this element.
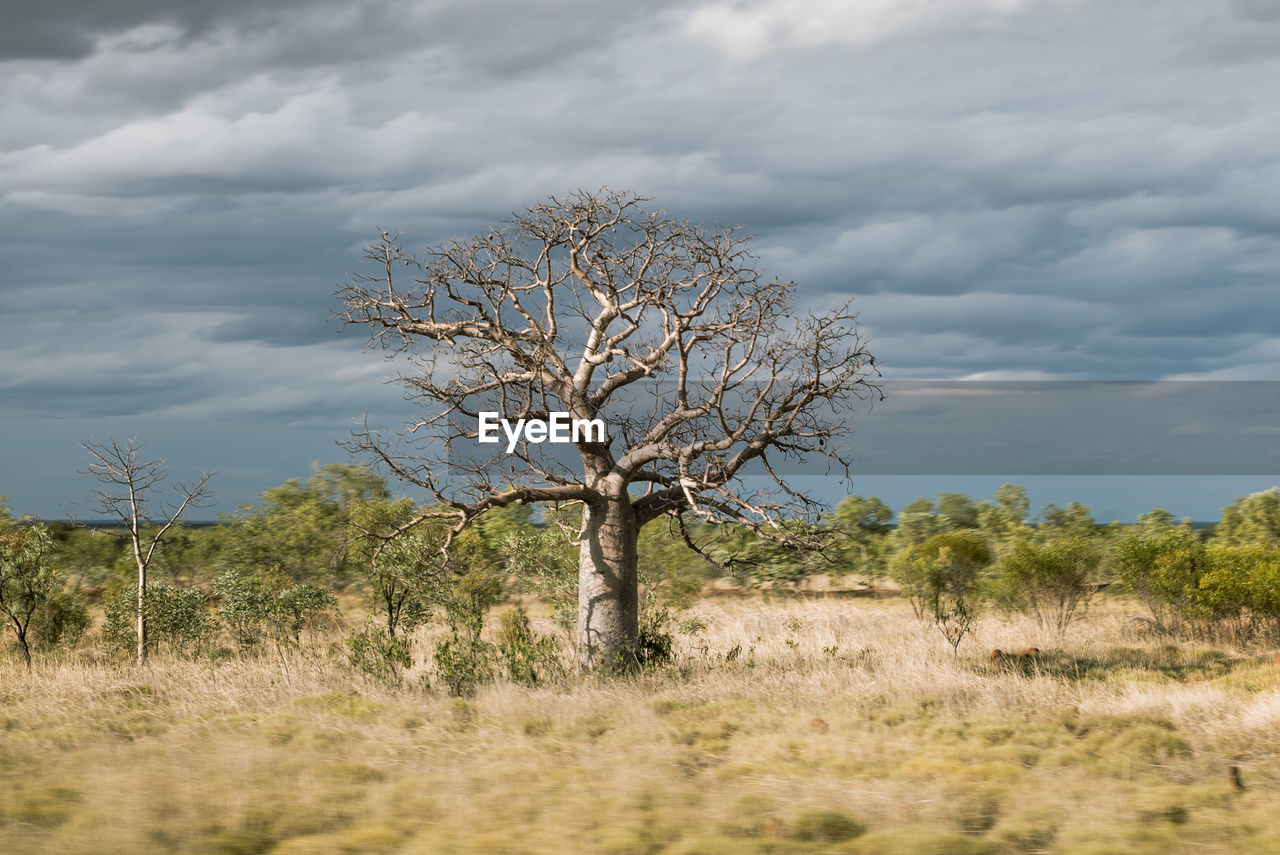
[4,476,1280,852]
[3,599,1280,854]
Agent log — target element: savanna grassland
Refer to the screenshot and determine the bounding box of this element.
[4,596,1280,855]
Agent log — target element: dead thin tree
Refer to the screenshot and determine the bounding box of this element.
[337,188,880,671]
[80,436,215,665]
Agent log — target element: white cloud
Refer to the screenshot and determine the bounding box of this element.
[958,370,1057,380]
[0,89,454,203]
[682,0,1038,60]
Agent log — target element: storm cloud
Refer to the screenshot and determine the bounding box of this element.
[2,0,1278,517]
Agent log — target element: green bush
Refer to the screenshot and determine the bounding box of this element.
[1191,544,1280,638]
[636,593,675,669]
[29,589,91,650]
[277,582,339,642]
[433,565,503,696]
[103,583,217,658]
[211,570,277,650]
[504,527,577,631]
[343,625,413,686]
[496,606,561,686]
[991,537,1099,637]
[212,569,336,652]
[1192,544,1260,633]
[890,531,992,658]
[0,524,64,664]
[434,632,495,697]
[1115,531,1280,639]
[1113,529,1204,632]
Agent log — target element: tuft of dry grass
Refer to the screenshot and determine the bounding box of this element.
[3,596,1280,853]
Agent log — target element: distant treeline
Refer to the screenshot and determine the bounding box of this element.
[3,468,1280,679]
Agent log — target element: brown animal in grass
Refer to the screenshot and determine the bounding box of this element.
[1274,651,1280,667]
[990,647,1041,664]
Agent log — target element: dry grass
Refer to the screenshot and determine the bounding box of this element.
[3,596,1280,854]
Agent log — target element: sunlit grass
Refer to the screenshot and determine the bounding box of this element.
[3,596,1279,853]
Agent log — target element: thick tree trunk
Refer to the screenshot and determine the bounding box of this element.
[577,494,639,671]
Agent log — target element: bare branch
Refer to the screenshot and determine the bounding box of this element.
[78,435,215,664]
[336,189,880,668]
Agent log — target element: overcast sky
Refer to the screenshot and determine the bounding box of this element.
[2,0,1278,521]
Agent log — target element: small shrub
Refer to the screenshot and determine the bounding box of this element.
[212,570,276,650]
[891,531,992,659]
[148,585,218,654]
[504,528,577,631]
[496,606,561,686]
[103,583,216,658]
[786,809,866,842]
[343,625,413,686]
[1195,544,1280,639]
[430,564,503,696]
[0,523,62,664]
[29,588,91,650]
[635,593,675,669]
[277,582,339,642]
[435,632,495,697]
[991,537,1099,637]
[679,617,708,636]
[213,569,336,652]
[1113,529,1204,633]
[360,518,448,637]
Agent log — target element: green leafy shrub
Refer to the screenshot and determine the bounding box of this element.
[1115,530,1280,639]
[343,625,414,686]
[1113,529,1205,633]
[432,564,504,696]
[29,588,92,651]
[434,632,495,697]
[212,569,336,652]
[890,531,992,658]
[349,501,449,637]
[991,537,1099,637]
[0,524,64,664]
[277,582,340,642]
[496,606,561,686]
[103,583,216,658]
[211,570,276,650]
[635,593,675,669]
[504,527,577,631]
[1193,544,1280,638]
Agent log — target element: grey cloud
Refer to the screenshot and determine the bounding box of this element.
[0,0,323,60]
[853,381,1280,475]
[0,0,410,62]
[5,0,1280,517]
[857,292,1112,345]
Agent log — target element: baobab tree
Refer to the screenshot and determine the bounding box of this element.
[80,436,215,665]
[337,189,879,670]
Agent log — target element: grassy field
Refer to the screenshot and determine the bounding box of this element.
[3,596,1280,854]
